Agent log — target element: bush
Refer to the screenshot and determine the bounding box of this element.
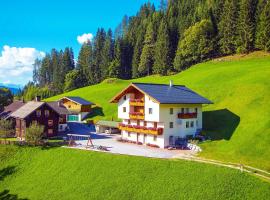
[0,119,14,143]
[25,122,44,146]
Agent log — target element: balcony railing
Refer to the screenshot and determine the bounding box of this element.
[178,112,197,119]
[129,112,145,120]
[118,123,163,135]
[130,99,144,106]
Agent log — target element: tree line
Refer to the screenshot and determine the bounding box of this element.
[21,0,270,100]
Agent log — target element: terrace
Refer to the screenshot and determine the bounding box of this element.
[129,99,144,106]
[129,112,145,120]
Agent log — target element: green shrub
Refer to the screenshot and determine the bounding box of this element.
[25,122,44,146]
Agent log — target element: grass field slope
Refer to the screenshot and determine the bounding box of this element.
[0,145,270,200]
[47,52,270,170]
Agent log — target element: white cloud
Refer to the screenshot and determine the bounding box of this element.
[0,45,45,85]
[77,33,93,44]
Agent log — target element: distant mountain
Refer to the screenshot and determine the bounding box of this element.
[0,83,22,94]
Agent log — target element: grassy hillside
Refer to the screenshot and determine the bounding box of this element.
[47,52,270,170]
[0,145,269,200]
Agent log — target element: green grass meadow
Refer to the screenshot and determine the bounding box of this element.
[46,52,270,170]
[0,145,270,200]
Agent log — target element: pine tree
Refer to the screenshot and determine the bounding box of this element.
[132,31,144,78]
[218,0,239,55]
[77,41,93,86]
[138,21,155,76]
[93,28,106,83]
[238,0,258,53]
[153,19,170,75]
[256,0,270,51]
[100,29,114,80]
[33,59,41,85]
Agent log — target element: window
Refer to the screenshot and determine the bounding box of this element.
[45,110,50,117]
[128,120,131,124]
[68,105,71,108]
[195,108,198,113]
[59,117,64,123]
[196,120,199,127]
[59,125,63,130]
[128,132,131,137]
[190,121,194,128]
[48,120,53,126]
[181,108,184,113]
[186,121,190,128]
[137,120,140,126]
[48,129,53,135]
[169,122,174,128]
[154,122,157,128]
[124,95,126,100]
[170,108,173,115]
[123,107,126,113]
[153,135,157,141]
[36,110,41,117]
[149,108,153,114]
[185,108,189,113]
[144,121,147,126]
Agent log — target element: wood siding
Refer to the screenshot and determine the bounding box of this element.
[15,104,60,138]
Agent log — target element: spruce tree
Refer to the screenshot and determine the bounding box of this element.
[256,0,270,51]
[138,21,155,76]
[218,0,239,55]
[238,0,258,53]
[77,41,93,86]
[153,19,170,75]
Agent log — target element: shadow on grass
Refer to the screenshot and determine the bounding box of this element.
[0,166,16,181]
[0,190,28,200]
[203,109,240,140]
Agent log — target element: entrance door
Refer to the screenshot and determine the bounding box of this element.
[169,136,174,146]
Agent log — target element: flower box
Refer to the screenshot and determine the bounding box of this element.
[178,112,197,119]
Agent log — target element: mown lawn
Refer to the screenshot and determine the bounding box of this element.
[46,52,270,170]
[0,145,269,200]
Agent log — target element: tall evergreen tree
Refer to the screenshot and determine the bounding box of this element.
[100,29,114,80]
[218,0,239,55]
[153,19,170,75]
[93,28,106,82]
[238,0,258,53]
[33,59,41,85]
[256,0,270,51]
[138,21,155,76]
[77,41,93,86]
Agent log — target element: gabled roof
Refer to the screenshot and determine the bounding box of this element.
[47,102,70,115]
[110,83,212,104]
[10,101,45,119]
[61,96,94,106]
[0,101,25,119]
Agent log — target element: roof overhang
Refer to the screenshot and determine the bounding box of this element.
[109,83,160,104]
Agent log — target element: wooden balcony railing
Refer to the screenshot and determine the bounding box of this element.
[130,99,144,106]
[129,112,144,120]
[118,123,163,135]
[178,112,197,119]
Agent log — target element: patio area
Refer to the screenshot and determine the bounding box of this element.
[66,123,195,159]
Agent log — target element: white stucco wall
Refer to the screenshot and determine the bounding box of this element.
[118,93,133,119]
[144,95,160,122]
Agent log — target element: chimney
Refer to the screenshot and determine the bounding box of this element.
[35,96,41,102]
[169,80,173,87]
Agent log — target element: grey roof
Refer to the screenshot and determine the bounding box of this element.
[47,101,70,115]
[10,101,45,119]
[133,83,212,104]
[0,101,25,119]
[61,96,94,105]
[96,120,119,128]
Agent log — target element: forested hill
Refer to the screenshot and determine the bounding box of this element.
[23,0,270,100]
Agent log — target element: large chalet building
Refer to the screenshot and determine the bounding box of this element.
[111,82,212,148]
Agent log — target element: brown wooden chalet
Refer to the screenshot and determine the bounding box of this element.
[10,99,69,138]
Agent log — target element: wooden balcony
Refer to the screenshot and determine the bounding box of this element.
[129,112,144,120]
[118,124,163,135]
[178,112,197,119]
[130,99,144,106]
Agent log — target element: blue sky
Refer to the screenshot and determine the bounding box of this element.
[0,0,159,86]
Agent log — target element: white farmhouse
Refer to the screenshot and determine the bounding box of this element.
[110,81,212,148]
